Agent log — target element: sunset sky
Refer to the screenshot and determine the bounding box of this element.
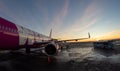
[0,0,120,41]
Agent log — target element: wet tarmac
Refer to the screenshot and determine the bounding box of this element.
[0,43,120,71]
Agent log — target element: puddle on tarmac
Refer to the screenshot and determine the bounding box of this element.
[57,46,120,64]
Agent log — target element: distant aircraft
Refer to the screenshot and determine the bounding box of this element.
[93,38,120,49]
[0,17,90,57]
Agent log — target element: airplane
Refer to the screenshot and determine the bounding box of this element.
[93,38,120,49]
[0,17,90,58]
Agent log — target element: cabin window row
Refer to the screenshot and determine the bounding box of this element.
[0,25,17,33]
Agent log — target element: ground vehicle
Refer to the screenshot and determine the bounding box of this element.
[93,41,114,49]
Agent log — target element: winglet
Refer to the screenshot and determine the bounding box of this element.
[49,29,52,38]
[88,32,90,38]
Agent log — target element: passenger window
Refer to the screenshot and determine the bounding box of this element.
[10,28,11,31]
[14,30,17,33]
[10,28,12,32]
[5,27,8,30]
[13,29,14,32]
[2,26,4,29]
[9,28,11,31]
[13,30,15,32]
[10,28,13,32]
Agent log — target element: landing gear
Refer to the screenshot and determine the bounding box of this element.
[25,48,31,54]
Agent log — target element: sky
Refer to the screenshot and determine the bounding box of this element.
[0,0,120,41]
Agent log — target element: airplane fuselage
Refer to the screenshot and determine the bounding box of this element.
[0,17,51,50]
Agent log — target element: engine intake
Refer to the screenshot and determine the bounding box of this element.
[45,44,58,56]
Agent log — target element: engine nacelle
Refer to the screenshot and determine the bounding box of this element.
[45,44,59,56]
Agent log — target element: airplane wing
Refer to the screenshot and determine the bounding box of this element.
[58,32,90,42]
[34,32,90,46]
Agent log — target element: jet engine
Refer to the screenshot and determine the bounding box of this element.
[45,43,60,56]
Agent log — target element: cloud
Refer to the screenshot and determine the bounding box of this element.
[59,1,102,39]
[71,1,100,31]
[50,0,69,31]
[33,0,70,33]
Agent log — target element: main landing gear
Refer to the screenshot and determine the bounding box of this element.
[25,48,31,54]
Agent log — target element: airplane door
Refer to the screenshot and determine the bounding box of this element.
[18,26,28,45]
[21,27,28,45]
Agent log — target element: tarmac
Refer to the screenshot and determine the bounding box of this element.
[0,43,120,71]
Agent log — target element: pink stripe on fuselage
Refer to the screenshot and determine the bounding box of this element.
[0,17,19,49]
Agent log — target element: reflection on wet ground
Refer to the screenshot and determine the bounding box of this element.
[0,43,120,71]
